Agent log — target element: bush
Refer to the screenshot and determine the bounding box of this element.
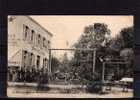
[86,81,102,93]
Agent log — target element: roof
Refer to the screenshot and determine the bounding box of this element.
[27,16,53,37]
[120,48,134,57]
[120,78,133,82]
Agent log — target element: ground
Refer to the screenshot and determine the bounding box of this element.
[7,82,133,98]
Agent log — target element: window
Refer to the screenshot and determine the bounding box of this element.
[38,34,41,45]
[45,58,48,67]
[22,50,28,67]
[43,37,46,48]
[30,53,35,66]
[28,53,31,67]
[36,55,40,69]
[48,40,50,44]
[31,30,34,42]
[48,40,51,49]
[43,58,48,68]
[23,25,29,40]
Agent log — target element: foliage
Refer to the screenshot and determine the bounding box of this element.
[8,25,134,86]
[120,27,134,48]
[70,23,111,84]
[110,27,134,52]
[109,26,134,78]
[51,56,61,73]
[120,27,134,77]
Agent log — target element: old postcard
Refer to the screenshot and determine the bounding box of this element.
[7,15,134,98]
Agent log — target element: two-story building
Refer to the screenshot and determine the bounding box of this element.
[8,16,53,81]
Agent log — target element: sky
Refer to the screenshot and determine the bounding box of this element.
[30,15,133,49]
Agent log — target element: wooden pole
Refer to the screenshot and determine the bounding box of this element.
[49,49,51,81]
[101,62,105,93]
[20,50,22,81]
[49,48,96,51]
[92,49,96,74]
[102,62,105,83]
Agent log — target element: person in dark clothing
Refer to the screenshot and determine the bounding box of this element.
[17,69,20,82]
[21,67,25,82]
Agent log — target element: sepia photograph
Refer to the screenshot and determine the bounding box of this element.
[7,15,134,98]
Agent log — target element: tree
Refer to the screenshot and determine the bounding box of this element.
[70,23,111,84]
[61,53,70,73]
[109,35,124,52]
[110,27,134,52]
[109,26,134,78]
[120,27,134,48]
[119,27,134,77]
[74,23,111,49]
[51,56,61,73]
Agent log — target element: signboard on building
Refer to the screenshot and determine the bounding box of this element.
[8,61,20,67]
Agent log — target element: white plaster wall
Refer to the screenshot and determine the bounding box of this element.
[8,16,52,69]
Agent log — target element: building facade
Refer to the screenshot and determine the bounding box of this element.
[8,16,53,81]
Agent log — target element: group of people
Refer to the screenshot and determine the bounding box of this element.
[8,67,48,83]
